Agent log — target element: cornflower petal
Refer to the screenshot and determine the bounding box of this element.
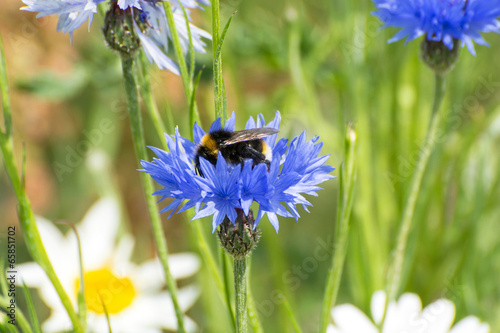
[172,9,212,54]
[209,117,222,132]
[118,0,141,9]
[224,112,236,131]
[22,0,105,39]
[193,122,206,144]
[240,162,269,216]
[135,23,181,74]
[372,0,500,55]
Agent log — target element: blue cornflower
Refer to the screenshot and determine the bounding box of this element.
[372,0,500,55]
[141,112,335,233]
[21,0,211,73]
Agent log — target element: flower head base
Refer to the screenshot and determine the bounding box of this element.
[372,0,500,56]
[421,38,460,74]
[140,112,335,233]
[217,210,261,259]
[103,1,145,55]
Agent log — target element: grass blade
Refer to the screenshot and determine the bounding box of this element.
[21,280,41,333]
[99,294,113,333]
[189,66,205,132]
[319,124,357,333]
[56,221,87,330]
[282,295,303,333]
[0,295,33,333]
[0,34,12,136]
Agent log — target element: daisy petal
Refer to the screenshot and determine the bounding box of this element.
[450,316,490,333]
[331,304,378,333]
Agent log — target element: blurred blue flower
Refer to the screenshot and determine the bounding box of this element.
[372,0,500,55]
[141,112,335,233]
[21,0,210,72]
[21,0,106,37]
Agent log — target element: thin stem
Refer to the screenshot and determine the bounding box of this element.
[247,290,263,333]
[120,55,186,333]
[246,260,263,333]
[212,0,225,122]
[319,125,357,333]
[137,51,168,150]
[386,73,447,302]
[234,257,248,333]
[161,1,191,98]
[282,296,304,333]
[57,222,87,330]
[0,296,33,333]
[221,248,237,328]
[0,35,12,137]
[161,2,201,126]
[0,36,83,333]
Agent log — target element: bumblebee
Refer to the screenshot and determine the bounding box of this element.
[194,127,279,176]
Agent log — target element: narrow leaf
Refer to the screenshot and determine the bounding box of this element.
[99,294,113,333]
[189,66,205,134]
[281,295,303,333]
[21,280,42,333]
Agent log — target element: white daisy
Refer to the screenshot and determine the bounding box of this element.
[18,197,201,333]
[328,290,490,333]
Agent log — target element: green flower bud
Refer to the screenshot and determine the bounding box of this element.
[420,39,460,75]
[102,1,147,55]
[217,210,261,259]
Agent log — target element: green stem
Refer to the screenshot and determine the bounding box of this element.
[221,248,237,328]
[386,73,447,303]
[120,55,186,333]
[247,287,264,333]
[0,35,83,333]
[212,0,225,122]
[0,162,86,328]
[161,2,191,98]
[161,1,201,127]
[60,222,87,330]
[0,296,32,333]
[319,125,357,333]
[234,257,248,333]
[245,259,263,333]
[0,36,12,137]
[136,51,168,150]
[187,211,239,329]
[282,296,303,333]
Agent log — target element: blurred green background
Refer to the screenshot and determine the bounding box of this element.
[1,0,499,332]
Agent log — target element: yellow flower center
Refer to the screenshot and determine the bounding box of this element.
[75,268,136,314]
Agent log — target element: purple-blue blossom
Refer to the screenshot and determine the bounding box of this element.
[21,0,211,72]
[372,0,500,55]
[140,112,335,233]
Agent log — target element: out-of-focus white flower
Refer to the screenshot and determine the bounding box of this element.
[327,291,490,333]
[19,197,201,333]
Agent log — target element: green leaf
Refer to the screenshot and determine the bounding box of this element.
[21,280,42,333]
[15,69,86,101]
[99,294,113,333]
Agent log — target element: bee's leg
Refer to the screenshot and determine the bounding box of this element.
[195,157,204,177]
[264,159,271,171]
[245,146,267,166]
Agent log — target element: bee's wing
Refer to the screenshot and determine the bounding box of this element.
[221,128,279,146]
